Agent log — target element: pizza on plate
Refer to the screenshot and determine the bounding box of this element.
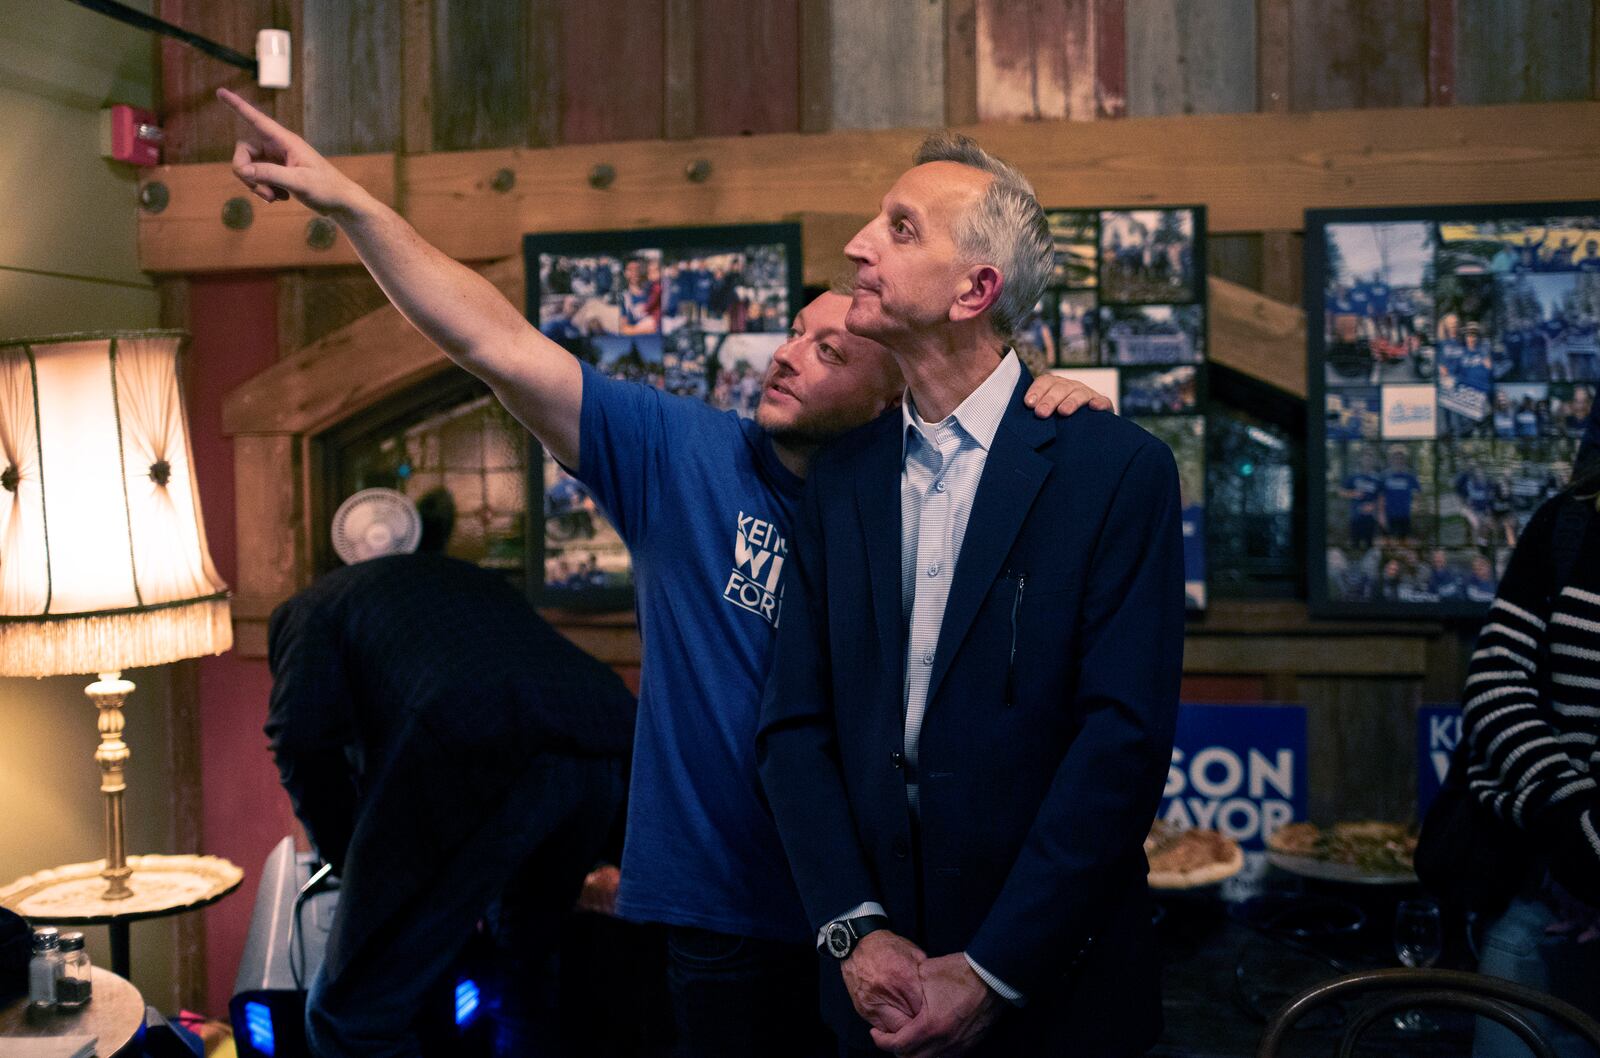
[1266,820,1417,875]
[1145,821,1245,889]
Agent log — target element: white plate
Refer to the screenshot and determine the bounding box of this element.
[1265,850,1418,886]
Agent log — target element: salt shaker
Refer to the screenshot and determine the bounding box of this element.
[55,931,92,1009]
[27,926,60,1011]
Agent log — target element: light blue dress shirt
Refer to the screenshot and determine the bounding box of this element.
[822,351,1025,1005]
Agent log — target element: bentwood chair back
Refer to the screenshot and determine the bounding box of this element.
[1255,967,1600,1058]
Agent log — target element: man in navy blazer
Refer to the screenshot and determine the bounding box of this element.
[757,133,1186,1057]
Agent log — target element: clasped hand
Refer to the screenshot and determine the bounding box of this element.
[843,933,1001,1057]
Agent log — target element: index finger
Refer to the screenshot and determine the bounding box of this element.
[216,87,292,141]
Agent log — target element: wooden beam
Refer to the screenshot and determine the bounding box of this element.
[140,153,397,273]
[141,101,1600,277]
[1208,276,1307,398]
[224,259,522,435]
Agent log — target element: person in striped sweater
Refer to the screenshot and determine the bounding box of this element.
[1462,470,1600,1058]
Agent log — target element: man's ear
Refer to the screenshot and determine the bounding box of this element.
[950,265,1003,324]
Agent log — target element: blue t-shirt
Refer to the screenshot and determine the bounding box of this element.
[1455,472,1491,512]
[1429,566,1465,600]
[573,363,809,942]
[1383,471,1422,520]
[1344,473,1381,519]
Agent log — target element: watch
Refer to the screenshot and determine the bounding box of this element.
[819,914,889,960]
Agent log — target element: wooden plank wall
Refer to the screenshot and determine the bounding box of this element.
[189,0,1594,797]
[154,10,1600,1006]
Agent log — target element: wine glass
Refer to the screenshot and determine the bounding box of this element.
[1393,898,1443,1031]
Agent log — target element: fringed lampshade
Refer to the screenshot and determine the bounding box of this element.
[0,330,231,899]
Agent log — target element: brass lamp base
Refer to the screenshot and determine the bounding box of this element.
[86,672,135,901]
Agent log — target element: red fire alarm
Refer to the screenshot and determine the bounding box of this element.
[100,105,164,167]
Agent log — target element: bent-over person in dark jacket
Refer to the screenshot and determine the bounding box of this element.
[266,492,636,1058]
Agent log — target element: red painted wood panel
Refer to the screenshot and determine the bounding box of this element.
[1093,0,1126,117]
[1289,0,1429,111]
[157,0,293,164]
[183,274,299,1015]
[694,0,801,136]
[976,0,1097,121]
[559,0,667,144]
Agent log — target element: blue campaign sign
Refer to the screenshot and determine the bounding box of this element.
[1160,703,1308,852]
[1418,705,1462,816]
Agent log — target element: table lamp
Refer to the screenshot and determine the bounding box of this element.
[0,330,232,901]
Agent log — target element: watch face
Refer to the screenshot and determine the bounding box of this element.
[825,923,852,959]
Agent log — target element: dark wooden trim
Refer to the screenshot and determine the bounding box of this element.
[275,273,307,361]
[1592,0,1600,100]
[1093,0,1127,118]
[525,0,561,147]
[945,0,979,126]
[1256,0,1290,113]
[663,0,697,139]
[401,0,433,153]
[1427,0,1456,106]
[1257,0,1295,302]
[278,0,305,133]
[799,0,832,133]
[158,276,206,1012]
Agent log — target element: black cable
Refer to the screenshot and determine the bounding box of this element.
[63,0,260,76]
[289,861,336,990]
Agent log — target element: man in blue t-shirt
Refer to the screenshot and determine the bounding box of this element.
[1380,446,1424,543]
[1340,450,1383,550]
[217,87,1111,1058]
[1454,465,1494,544]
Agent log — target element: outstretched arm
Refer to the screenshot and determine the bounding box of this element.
[218,88,581,467]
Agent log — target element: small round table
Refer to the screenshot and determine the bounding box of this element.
[0,967,145,1056]
[0,854,243,979]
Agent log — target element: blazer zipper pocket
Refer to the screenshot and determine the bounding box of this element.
[1006,573,1026,706]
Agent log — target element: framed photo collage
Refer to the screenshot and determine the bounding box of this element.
[1040,207,1209,610]
[525,223,803,609]
[1309,203,1600,617]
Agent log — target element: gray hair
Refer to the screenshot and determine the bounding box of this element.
[913,131,1052,338]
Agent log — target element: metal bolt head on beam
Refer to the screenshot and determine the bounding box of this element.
[306,217,337,250]
[588,164,616,190]
[221,197,254,231]
[685,159,712,183]
[139,181,169,214]
[490,168,516,193]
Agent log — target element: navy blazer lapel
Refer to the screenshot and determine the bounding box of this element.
[925,375,1054,706]
[855,412,906,681]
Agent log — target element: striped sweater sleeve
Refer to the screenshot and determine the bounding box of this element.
[1462,499,1600,901]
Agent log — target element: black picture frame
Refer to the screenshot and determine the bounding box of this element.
[523,222,803,612]
[1307,201,1600,619]
[1043,204,1210,611]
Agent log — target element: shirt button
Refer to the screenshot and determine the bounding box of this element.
[933,480,947,493]
[892,837,910,861]
[922,648,935,665]
[926,563,940,577]
[890,751,904,769]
